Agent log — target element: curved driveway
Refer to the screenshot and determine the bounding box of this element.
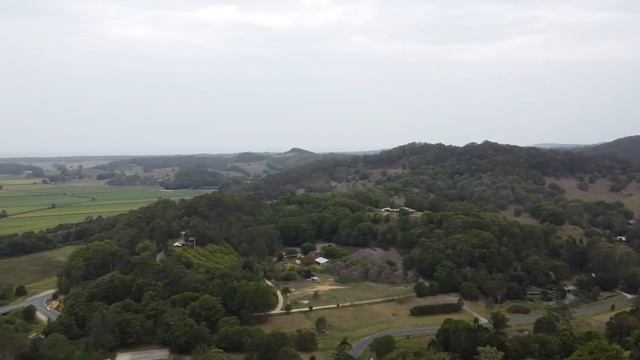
[265,279,285,313]
[351,296,636,358]
[0,290,59,321]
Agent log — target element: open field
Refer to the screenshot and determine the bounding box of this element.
[549,177,640,218]
[0,245,80,285]
[277,277,413,308]
[257,295,471,359]
[0,179,210,234]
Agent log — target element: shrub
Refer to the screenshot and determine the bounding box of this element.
[459,282,480,301]
[409,299,463,316]
[14,285,27,297]
[506,304,531,314]
[321,245,349,259]
[414,281,429,297]
[278,272,297,281]
[0,283,14,300]
[315,317,328,333]
[301,243,316,255]
[22,305,37,322]
[427,282,440,296]
[293,329,317,352]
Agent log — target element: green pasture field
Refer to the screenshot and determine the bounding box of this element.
[0,179,211,235]
[0,245,80,286]
[257,296,472,359]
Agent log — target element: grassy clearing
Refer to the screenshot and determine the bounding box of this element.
[550,177,640,217]
[0,179,210,234]
[0,245,80,285]
[277,277,413,308]
[257,296,473,359]
[465,300,545,320]
[500,205,539,225]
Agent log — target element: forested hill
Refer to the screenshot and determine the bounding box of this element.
[257,141,639,199]
[3,140,640,358]
[580,135,640,162]
[0,163,45,177]
[95,149,348,189]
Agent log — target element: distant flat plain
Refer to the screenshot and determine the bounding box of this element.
[0,177,210,235]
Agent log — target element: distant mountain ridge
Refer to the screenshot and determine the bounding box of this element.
[532,135,640,162]
[531,143,591,150]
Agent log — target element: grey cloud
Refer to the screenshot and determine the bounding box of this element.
[0,0,639,156]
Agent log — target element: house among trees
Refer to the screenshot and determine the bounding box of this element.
[172,230,196,248]
[314,257,329,266]
[380,207,417,213]
[616,235,628,242]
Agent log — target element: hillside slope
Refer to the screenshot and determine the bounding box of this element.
[581,135,640,162]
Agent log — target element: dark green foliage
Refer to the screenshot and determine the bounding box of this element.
[321,245,349,259]
[332,338,354,360]
[215,326,265,352]
[21,305,36,323]
[410,299,463,316]
[435,318,489,359]
[370,335,396,358]
[460,282,481,301]
[276,346,301,360]
[233,282,277,316]
[0,282,13,300]
[433,261,463,292]
[413,281,429,297]
[489,311,509,333]
[40,333,74,360]
[300,242,316,255]
[534,313,559,335]
[187,295,225,332]
[14,285,27,297]
[259,331,292,360]
[293,329,317,352]
[606,310,640,347]
[568,339,625,360]
[0,325,29,359]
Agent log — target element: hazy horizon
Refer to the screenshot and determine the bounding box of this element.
[2,1,639,157]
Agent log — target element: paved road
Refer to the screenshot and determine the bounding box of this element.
[351,296,637,358]
[0,290,59,321]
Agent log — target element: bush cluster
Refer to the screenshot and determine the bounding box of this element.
[409,298,463,316]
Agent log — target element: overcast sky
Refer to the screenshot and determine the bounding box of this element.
[1,0,639,156]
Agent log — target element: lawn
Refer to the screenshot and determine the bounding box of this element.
[257,295,473,359]
[276,277,414,308]
[0,245,80,286]
[0,179,210,234]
